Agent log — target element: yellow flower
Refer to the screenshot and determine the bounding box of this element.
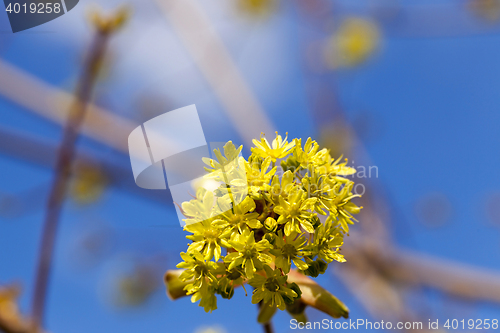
[313,218,346,264]
[325,17,380,68]
[224,229,273,278]
[271,230,309,273]
[324,180,362,232]
[213,196,263,237]
[245,156,277,199]
[176,252,219,312]
[273,189,317,236]
[70,163,107,204]
[248,266,298,311]
[314,152,356,177]
[181,188,217,225]
[293,137,320,168]
[251,132,295,162]
[185,220,225,261]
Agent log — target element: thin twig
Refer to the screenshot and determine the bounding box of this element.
[30,16,121,327]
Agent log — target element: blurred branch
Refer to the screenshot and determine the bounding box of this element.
[343,237,500,303]
[0,125,172,217]
[31,10,127,327]
[0,59,135,155]
[155,0,276,145]
[335,236,500,332]
[0,125,58,169]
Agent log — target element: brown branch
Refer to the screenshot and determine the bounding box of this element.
[30,10,126,328]
[0,125,172,217]
[257,302,274,333]
[0,59,136,155]
[380,247,500,302]
[341,235,500,303]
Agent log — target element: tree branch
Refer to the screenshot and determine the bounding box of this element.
[30,11,126,327]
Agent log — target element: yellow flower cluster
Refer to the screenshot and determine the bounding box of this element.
[176,133,362,313]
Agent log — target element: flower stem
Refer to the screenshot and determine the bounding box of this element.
[262,322,274,333]
[258,302,275,333]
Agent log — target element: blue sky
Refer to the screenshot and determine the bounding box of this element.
[1,1,500,332]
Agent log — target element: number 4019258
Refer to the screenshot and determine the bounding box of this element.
[444,319,499,330]
[5,2,61,14]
